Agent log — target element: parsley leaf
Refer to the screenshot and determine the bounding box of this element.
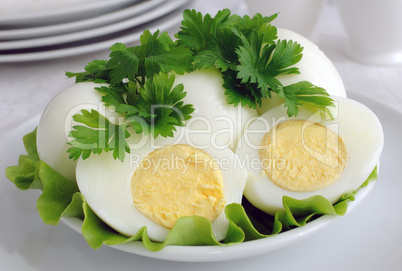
[93,72,193,139]
[268,39,303,77]
[65,60,110,83]
[177,9,218,51]
[178,9,236,68]
[67,109,130,161]
[107,43,140,85]
[234,28,302,94]
[134,30,193,78]
[95,85,126,107]
[222,70,259,108]
[235,29,273,92]
[223,13,278,44]
[278,81,334,117]
[133,72,194,138]
[193,27,240,72]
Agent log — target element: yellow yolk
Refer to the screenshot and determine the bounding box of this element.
[260,120,348,192]
[131,144,226,229]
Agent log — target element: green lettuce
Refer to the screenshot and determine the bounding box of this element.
[5,129,377,251]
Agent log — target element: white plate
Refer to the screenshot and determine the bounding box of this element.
[0,92,400,269]
[61,179,375,262]
[0,0,165,40]
[0,1,189,63]
[0,0,187,50]
[0,0,135,26]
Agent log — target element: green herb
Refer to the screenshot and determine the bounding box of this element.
[67,109,130,162]
[97,72,194,139]
[66,9,335,161]
[66,30,194,161]
[176,9,334,115]
[65,59,109,83]
[66,30,193,85]
[279,81,334,117]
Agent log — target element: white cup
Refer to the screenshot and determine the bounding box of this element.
[245,0,326,38]
[336,0,402,65]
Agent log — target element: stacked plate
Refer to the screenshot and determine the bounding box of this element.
[0,0,192,63]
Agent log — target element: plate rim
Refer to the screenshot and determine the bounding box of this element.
[0,0,166,41]
[0,0,134,26]
[60,179,376,262]
[0,0,186,51]
[0,0,190,63]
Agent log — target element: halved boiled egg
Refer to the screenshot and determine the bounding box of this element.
[257,28,347,115]
[36,82,119,181]
[236,96,383,215]
[76,129,247,242]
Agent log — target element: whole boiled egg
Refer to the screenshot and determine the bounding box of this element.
[236,96,383,215]
[257,28,347,116]
[36,82,120,181]
[173,68,258,151]
[76,129,247,242]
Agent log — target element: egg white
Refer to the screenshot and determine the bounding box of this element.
[76,129,248,242]
[257,28,347,116]
[36,82,120,181]
[173,68,258,152]
[236,96,384,215]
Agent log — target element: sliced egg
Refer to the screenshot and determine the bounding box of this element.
[36,82,120,181]
[76,129,247,242]
[173,68,258,151]
[236,96,383,215]
[257,28,347,115]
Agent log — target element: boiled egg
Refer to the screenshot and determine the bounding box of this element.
[76,129,247,242]
[236,96,383,215]
[173,68,258,151]
[257,28,347,115]
[36,82,120,181]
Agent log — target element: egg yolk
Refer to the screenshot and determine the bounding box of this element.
[260,120,348,192]
[131,144,226,229]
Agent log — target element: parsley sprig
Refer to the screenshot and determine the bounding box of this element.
[67,109,130,162]
[176,9,334,115]
[66,30,194,161]
[66,9,335,162]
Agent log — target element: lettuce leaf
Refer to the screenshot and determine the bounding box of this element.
[36,161,84,225]
[4,129,378,251]
[5,129,42,190]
